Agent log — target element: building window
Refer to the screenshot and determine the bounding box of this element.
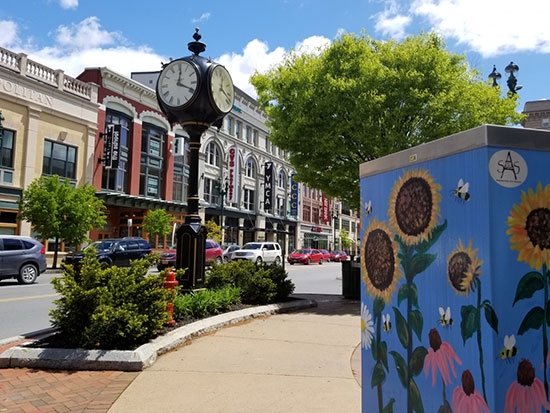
[235,121,241,139]
[312,207,320,224]
[276,196,285,216]
[204,178,219,204]
[102,110,130,193]
[303,205,311,222]
[172,134,189,202]
[0,129,14,184]
[206,141,221,167]
[253,130,259,147]
[243,188,255,210]
[140,123,165,198]
[245,126,252,144]
[278,170,286,188]
[245,157,256,178]
[43,140,77,179]
[225,117,233,135]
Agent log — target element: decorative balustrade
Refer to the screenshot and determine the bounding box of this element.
[0,46,94,101]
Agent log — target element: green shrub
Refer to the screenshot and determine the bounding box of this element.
[206,260,294,305]
[172,286,241,319]
[50,247,176,350]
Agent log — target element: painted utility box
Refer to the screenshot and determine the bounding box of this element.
[359,125,550,413]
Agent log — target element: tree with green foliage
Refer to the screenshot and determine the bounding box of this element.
[251,32,524,210]
[204,219,222,244]
[19,175,107,268]
[142,209,173,246]
[340,228,352,251]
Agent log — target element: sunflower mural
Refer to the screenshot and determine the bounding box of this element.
[507,182,550,402]
[386,169,447,413]
[362,218,402,413]
[447,239,498,403]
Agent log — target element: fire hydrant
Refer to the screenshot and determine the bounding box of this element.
[164,268,179,326]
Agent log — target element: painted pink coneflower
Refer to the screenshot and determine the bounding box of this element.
[452,370,489,413]
[424,328,462,386]
[505,359,550,413]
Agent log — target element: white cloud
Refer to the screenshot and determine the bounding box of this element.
[59,0,78,10]
[192,13,211,23]
[54,17,125,50]
[373,0,412,40]
[0,20,19,48]
[410,0,550,56]
[217,35,331,98]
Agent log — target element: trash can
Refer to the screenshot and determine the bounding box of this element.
[342,260,360,299]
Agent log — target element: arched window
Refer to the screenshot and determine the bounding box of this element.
[245,157,256,178]
[206,141,221,167]
[278,170,287,189]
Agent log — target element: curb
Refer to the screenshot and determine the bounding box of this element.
[0,298,316,372]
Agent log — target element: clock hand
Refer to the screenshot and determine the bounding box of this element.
[176,66,184,87]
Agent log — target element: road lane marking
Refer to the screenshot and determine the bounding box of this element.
[0,293,60,303]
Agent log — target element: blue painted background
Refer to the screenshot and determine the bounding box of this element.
[360,144,550,412]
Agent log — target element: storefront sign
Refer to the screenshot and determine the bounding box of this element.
[227,146,240,203]
[290,175,299,216]
[264,162,274,210]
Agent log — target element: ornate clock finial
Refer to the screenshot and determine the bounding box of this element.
[188,27,206,56]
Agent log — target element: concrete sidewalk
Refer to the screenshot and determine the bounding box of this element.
[0,294,361,412]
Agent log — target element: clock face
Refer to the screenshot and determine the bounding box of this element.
[209,65,234,114]
[157,60,199,108]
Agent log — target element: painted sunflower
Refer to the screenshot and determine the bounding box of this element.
[388,169,442,246]
[507,182,550,271]
[362,218,402,303]
[447,239,483,296]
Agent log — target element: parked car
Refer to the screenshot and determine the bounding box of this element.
[287,248,324,265]
[330,250,349,262]
[63,237,151,270]
[231,241,282,265]
[157,239,224,271]
[0,235,47,284]
[222,244,241,262]
[320,249,331,261]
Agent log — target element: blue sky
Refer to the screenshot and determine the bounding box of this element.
[1,0,549,110]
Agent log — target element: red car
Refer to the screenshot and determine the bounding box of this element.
[320,249,331,261]
[287,248,324,265]
[157,239,223,271]
[330,250,349,262]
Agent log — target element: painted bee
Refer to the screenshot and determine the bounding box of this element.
[382,313,392,332]
[500,334,518,360]
[439,306,453,326]
[453,178,470,202]
[365,200,373,216]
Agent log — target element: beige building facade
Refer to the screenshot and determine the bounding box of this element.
[0,47,98,243]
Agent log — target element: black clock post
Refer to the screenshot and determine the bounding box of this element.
[156,28,235,289]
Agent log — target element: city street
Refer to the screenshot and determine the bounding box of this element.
[0,261,347,341]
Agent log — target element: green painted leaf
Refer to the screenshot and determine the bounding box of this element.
[483,303,499,334]
[415,220,447,253]
[410,377,425,413]
[371,336,379,362]
[393,306,410,349]
[518,306,545,335]
[371,360,386,388]
[374,297,386,319]
[398,283,419,308]
[460,305,479,344]
[437,400,452,413]
[410,346,428,376]
[409,253,437,278]
[382,398,396,413]
[379,340,389,370]
[513,271,544,305]
[389,350,408,388]
[409,309,424,341]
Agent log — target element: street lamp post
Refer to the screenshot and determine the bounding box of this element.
[332,208,339,251]
[488,62,522,94]
[217,177,228,244]
[156,28,234,289]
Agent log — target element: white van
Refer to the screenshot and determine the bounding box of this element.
[231,242,282,265]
